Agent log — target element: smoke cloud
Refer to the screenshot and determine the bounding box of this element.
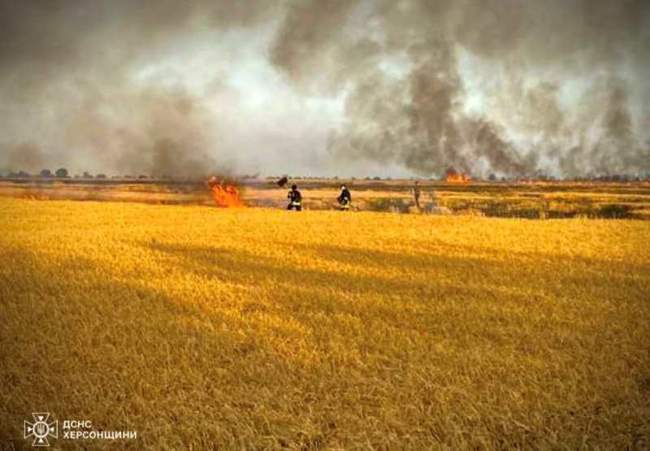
[271,0,650,177]
[1,0,649,178]
[0,0,275,177]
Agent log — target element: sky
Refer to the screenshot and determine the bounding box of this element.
[0,0,649,178]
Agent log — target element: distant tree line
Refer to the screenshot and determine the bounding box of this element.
[0,169,146,180]
[1,167,73,178]
[1,169,648,182]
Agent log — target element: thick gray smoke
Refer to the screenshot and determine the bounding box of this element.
[271,0,650,177]
[1,0,649,178]
[0,0,275,177]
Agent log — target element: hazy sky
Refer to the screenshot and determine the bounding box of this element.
[1,0,649,178]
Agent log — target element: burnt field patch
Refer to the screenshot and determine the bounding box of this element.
[1,178,649,219]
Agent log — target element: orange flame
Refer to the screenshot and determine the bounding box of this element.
[207,176,244,207]
[445,167,471,184]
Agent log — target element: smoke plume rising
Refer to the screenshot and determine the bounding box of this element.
[1,0,649,178]
[271,0,649,177]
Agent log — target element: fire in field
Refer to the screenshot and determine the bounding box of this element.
[208,176,244,208]
[1,0,650,449]
[445,167,472,184]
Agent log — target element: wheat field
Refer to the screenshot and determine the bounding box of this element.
[1,197,649,449]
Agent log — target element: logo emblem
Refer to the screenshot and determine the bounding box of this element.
[24,413,58,447]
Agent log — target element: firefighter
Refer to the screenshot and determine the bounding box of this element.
[412,180,422,210]
[337,184,352,211]
[287,184,302,211]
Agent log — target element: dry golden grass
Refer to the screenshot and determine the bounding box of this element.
[2,179,650,218]
[1,197,649,449]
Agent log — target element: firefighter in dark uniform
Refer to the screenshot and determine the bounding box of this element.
[337,184,352,211]
[287,184,302,211]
